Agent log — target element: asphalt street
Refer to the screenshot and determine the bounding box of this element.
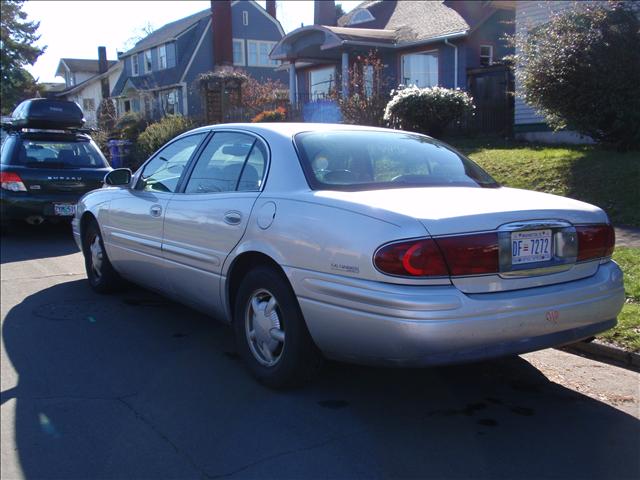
[1,224,639,479]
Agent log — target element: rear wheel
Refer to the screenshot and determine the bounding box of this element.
[233,266,322,388]
[83,220,121,293]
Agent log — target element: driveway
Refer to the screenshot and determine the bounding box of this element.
[1,225,639,479]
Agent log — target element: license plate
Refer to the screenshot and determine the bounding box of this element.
[54,203,76,216]
[511,229,552,265]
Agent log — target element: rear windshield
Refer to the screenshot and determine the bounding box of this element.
[14,138,107,169]
[294,131,499,191]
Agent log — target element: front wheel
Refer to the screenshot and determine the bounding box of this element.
[83,220,122,293]
[234,266,322,388]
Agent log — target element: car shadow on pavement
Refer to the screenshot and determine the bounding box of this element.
[1,222,78,264]
[2,279,639,479]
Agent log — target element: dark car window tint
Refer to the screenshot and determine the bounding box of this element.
[12,139,107,169]
[184,132,262,194]
[138,133,206,193]
[294,131,499,191]
[1,136,16,165]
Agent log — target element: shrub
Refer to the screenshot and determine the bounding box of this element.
[384,86,474,137]
[114,112,148,142]
[337,51,390,127]
[137,114,195,157]
[251,107,287,123]
[515,1,640,150]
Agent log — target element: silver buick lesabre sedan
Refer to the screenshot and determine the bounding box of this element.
[72,123,625,387]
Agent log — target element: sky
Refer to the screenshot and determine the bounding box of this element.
[22,0,363,83]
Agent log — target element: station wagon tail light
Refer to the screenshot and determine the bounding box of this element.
[374,233,500,277]
[0,172,27,192]
[576,224,615,261]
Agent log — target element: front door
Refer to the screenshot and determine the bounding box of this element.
[103,132,207,292]
[161,131,268,317]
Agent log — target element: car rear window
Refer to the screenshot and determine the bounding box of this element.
[294,130,499,191]
[14,138,108,169]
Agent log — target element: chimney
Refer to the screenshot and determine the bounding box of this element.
[211,0,233,67]
[266,0,276,19]
[98,46,110,99]
[314,0,336,26]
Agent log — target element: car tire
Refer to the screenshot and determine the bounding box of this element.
[83,220,122,293]
[233,266,323,388]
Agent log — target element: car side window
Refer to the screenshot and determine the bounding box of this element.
[137,133,206,193]
[184,132,265,194]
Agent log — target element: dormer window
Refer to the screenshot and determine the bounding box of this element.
[348,8,374,25]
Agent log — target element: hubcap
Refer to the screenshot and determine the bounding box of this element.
[89,234,103,280]
[245,288,285,367]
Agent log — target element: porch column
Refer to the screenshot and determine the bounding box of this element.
[289,62,297,106]
[341,51,349,97]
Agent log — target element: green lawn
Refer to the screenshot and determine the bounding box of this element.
[447,139,639,352]
[600,247,640,352]
[449,139,640,227]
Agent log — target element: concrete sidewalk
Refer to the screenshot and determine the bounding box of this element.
[615,225,640,248]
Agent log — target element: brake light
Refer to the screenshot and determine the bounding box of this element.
[374,232,500,278]
[576,224,615,261]
[374,238,449,277]
[435,233,500,275]
[0,172,27,192]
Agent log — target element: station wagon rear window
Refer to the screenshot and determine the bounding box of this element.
[294,131,499,191]
[14,139,108,169]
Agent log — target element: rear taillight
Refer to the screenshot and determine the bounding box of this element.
[435,233,500,276]
[0,172,27,192]
[374,239,449,277]
[374,233,499,277]
[576,224,615,261]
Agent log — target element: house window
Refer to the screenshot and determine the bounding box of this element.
[131,54,139,76]
[123,99,131,113]
[401,51,438,87]
[309,66,336,100]
[364,65,374,97]
[82,98,96,111]
[158,45,167,69]
[480,45,493,67]
[144,50,152,74]
[247,40,277,67]
[348,8,374,25]
[160,88,180,115]
[233,39,245,66]
[243,11,249,26]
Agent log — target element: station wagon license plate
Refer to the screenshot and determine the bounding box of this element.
[511,229,552,265]
[54,203,76,216]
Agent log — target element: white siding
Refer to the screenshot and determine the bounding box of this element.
[514,1,605,126]
[63,63,123,127]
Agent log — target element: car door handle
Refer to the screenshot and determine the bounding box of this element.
[224,211,242,225]
[150,204,162,217]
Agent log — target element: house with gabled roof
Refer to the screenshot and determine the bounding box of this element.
[110,0,286,121]
[271,0,515,131]
[53,48,122,127]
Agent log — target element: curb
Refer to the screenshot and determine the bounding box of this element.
[558,341,640,373]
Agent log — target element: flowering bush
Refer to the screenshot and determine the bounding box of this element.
[251,106,287,123]
[384,86,474,137]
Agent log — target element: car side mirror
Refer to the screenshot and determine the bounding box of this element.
[104,168,132,186]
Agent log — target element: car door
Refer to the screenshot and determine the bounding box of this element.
[161,131,268,316]
[103,132,208,292]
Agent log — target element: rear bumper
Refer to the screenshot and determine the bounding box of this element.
[290,261,625,366]
[0,190,80,221]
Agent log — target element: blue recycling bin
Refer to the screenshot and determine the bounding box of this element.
[107,139,132,168]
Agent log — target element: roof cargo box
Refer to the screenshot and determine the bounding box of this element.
[10,98,85,129]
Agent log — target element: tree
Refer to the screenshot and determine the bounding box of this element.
[1,0,46,114]
[516,1,640,150]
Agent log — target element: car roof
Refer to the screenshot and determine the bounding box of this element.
[185,123,400,139]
